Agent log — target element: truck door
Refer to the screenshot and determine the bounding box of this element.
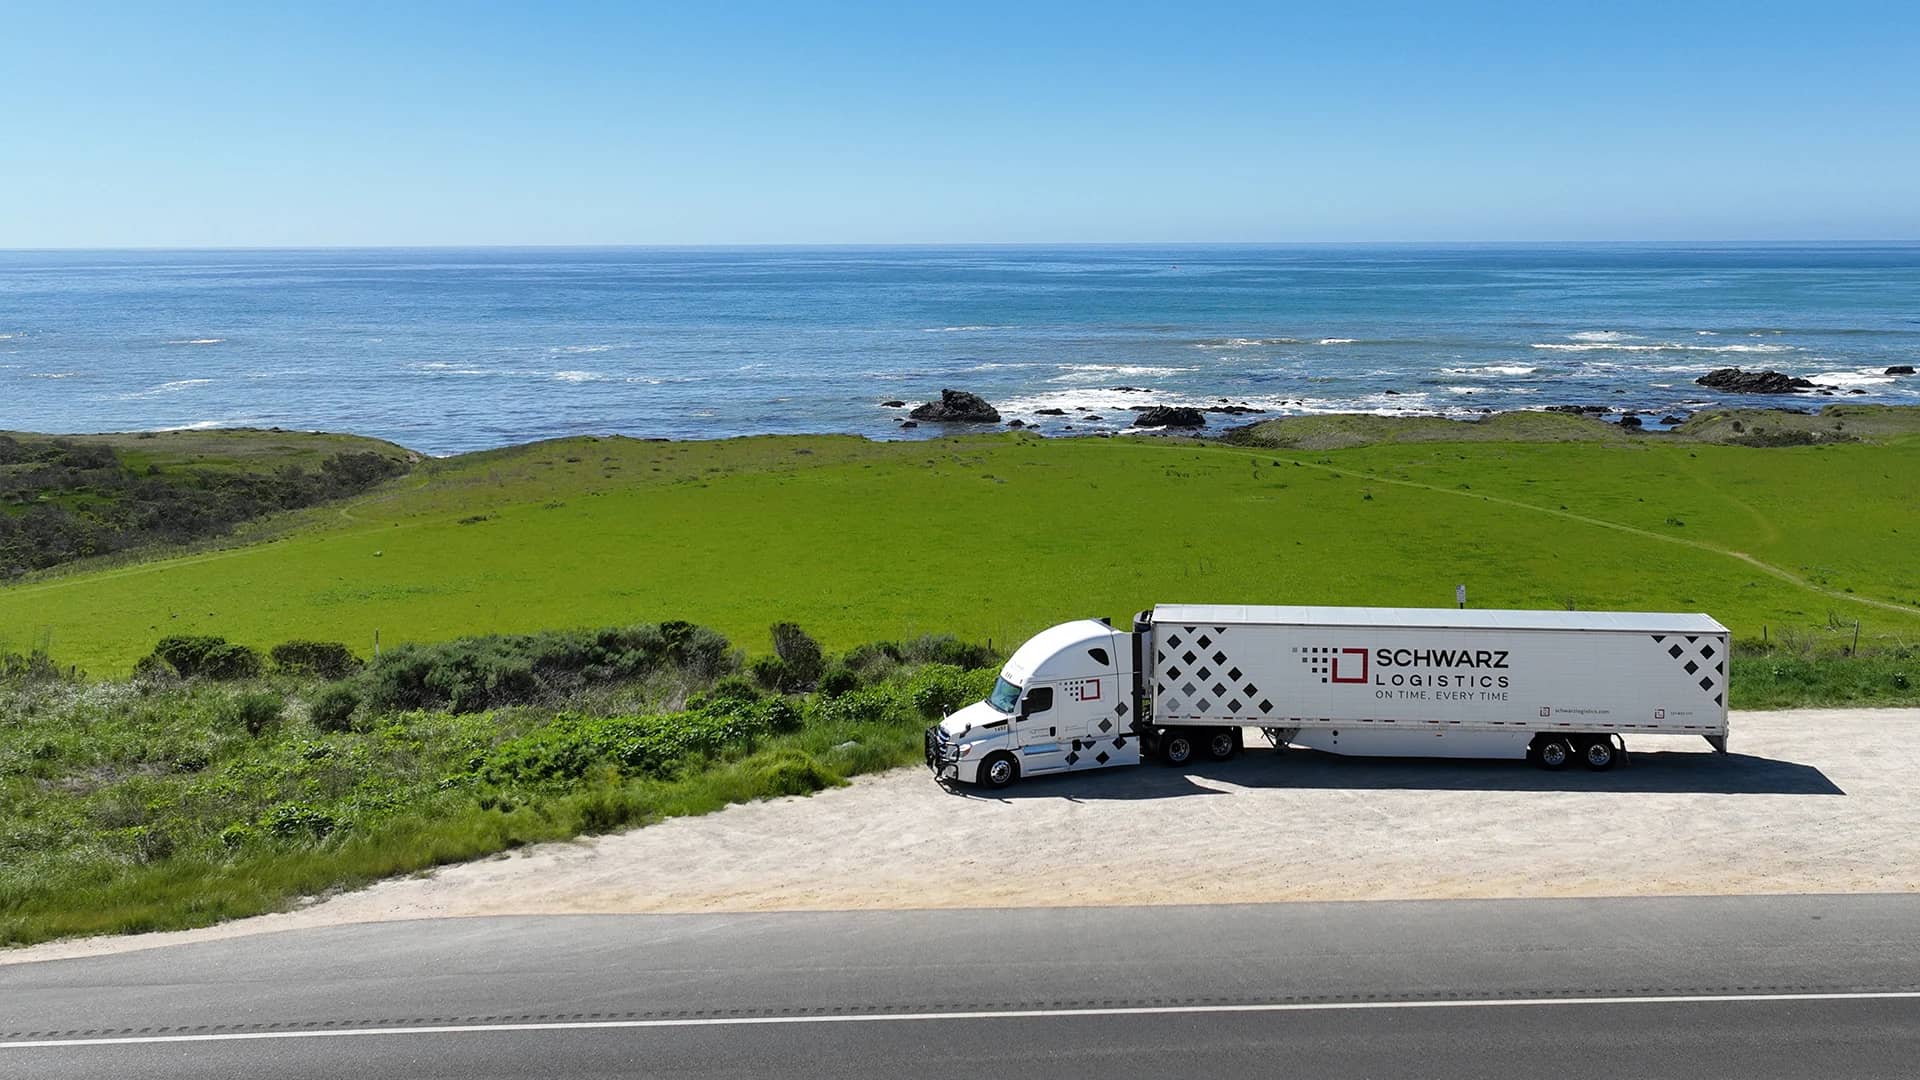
[1014,685,1069,774]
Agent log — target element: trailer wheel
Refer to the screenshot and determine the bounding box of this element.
[1581,736,1618,772]
[1533,737,1572,771]
[1206,728,1239,761]
[979,752,1019,790]
[1162,733,1196,767]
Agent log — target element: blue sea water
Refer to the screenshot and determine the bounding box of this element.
[2,244,1917,455]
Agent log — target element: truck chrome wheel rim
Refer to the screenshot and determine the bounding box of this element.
[1167,739,1191,763]
[989,760,1012,784]
[1542,743,1566,766]
[1210,734,1234,757]
[1587,743,1611,765]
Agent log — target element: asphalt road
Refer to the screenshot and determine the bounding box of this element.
[5,894,1920,1078]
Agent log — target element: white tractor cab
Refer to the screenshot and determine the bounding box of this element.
[925,618,1140,788]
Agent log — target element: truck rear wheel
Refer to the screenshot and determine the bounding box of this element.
[1161,732,1195,767]
[979,752,1019,789]
[1532,737,1572,771]
[1206,728,1239,761]
[1581,736,1619,772]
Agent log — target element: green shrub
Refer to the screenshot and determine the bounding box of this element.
[748,750,843,797]
[0,649,63,686]
[906,664,977,718]
[478,702,777,788]
[747,654,790,692]
[769,622,824,689]
[817,664,859,698]
[271,640,362,679]
[360,622,738,714]
[309,683,361,733]
[146,636,262,680]
[221,690,285,736]
[262,801,336,840]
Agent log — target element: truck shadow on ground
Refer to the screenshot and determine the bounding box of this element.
[947,750,1843,801]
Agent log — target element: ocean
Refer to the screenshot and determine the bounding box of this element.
[3,244,1917,455]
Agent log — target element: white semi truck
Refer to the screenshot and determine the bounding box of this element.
[927,603,1731,788]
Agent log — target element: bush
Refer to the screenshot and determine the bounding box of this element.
[0,649,62,686]
[271,640,362,679]
[748,750,843,797]
[145,635,263,681]
[898,634,1000,671]
[769,622,824,689]
[222,690,285,736]
[906,664,978,718]
[309,683,361,733]
[817,664,859,698]
[747,654,790,692]
[479,703,776,787]
[360,622,739,714]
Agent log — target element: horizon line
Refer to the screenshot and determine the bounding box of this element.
[5,238,1920,254]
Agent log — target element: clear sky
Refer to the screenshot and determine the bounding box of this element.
[3,1,1916,246]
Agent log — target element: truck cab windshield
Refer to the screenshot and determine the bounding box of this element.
[986,676,1020,713]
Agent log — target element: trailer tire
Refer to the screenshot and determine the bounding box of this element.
[1581,736,1618,772]
[1206,728,1240,761]
[1161,732,1196,767]
[1532,737,1572,771]
[979,752,1020,790]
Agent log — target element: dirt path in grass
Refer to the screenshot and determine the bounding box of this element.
[8,707,1918,965]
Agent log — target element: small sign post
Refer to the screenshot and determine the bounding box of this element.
[1456,584,1467,609]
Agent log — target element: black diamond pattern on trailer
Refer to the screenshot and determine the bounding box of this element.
[1098,718,1113,733]
[1095,751,1110,764]
[1650,634,1729,704]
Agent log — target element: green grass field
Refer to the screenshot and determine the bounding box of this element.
[5,421,1919,674]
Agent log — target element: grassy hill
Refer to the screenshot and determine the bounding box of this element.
[5,419,1918,673]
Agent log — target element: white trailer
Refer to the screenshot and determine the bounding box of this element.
[927,603,1730,788]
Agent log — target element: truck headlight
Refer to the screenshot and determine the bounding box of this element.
[957,743,975,757]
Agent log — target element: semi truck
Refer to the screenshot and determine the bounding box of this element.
[926,603,1731,788]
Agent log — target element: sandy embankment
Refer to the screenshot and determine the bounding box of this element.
[8,707,1917,965]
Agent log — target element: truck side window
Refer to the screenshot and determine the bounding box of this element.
[1022,687,1054,716]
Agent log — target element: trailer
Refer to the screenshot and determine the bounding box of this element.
[927,603,1730,788]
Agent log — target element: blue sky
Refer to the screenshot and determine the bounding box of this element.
[3,1,1916,245]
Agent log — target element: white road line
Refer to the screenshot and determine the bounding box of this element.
[7,991,1920,1050]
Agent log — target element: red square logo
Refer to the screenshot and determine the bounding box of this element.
[1331,648,1369,684]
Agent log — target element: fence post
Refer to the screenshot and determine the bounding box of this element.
[1852,620,1861,657]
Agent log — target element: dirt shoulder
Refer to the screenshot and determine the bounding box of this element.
[8,707,1916,965]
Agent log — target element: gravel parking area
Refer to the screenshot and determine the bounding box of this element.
[10,708,1917,964]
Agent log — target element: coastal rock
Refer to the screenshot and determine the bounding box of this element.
[1849,388,1867,394]
[1204,404,1267,415]
[880,399,906,408]
[1545,404,1610,415]
[1035,407,1067,416]
[1695,368,1816,394]
[899,420,918,429]
[1084,415,1104,421]
[1110,385,1152,393]
[1006,419,1026,428]
[1660,414,1687,425]
[1888,365,1916,375]
[1383,389,1401,395]
[908,388,1001,422]
[1131,406,1207,428]
[1617,415,1643,429]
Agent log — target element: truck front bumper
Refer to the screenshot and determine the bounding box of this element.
[925,725,960,782]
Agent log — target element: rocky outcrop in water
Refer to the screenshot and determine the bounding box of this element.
[1695,368,1816,394]
[1888,365,1916,375]
[1131,406,1207,428]
[909,389,1001,422]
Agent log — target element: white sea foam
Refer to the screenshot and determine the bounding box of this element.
[1696,330,1719,336]
[552,370,607,383]
[165,338,225,345]
[1191,337,1300,349]
[1316,338,1358,345]
[1440,365,1539,377]
[29,371,80,379]
[1809,369,1896,388]
[922,325,1004,332]
[120,378,213,399]
[0,333,17,340]
[553,344,614,354]
[1048,363,1191,381]
[1530,342,1796,354]
[1568,330,1632,342]
[154,419,259,432]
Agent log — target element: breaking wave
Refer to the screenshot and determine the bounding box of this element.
[1530,342,1796,354]
[120,378,213,399]
[165,338,225,345]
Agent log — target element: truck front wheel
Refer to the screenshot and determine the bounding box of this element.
[979,752,1020,789]
[1161,732,1195,767]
